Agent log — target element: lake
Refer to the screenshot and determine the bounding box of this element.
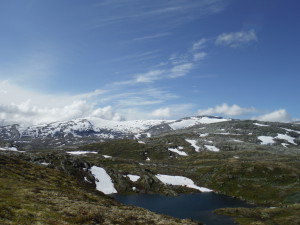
[113,192,254,225]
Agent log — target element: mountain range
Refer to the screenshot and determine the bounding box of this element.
[0,116,230,148]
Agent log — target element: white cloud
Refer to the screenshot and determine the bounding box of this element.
[117,98,163,107]
[215,30,257,47]
[0,81,122,125]
[151,107,171,118]
[114,62,195,85]
[169,53,189,65]
[192,38,208,51]
[0,80,185,125]
[77,89,106,99]
[113,37,210,86]
[193,52,207,61]
[170,63,194,78]
[133,32,171,41]
[90,106,122,121]
[0,100,122,126]
[252,109,293,123]
[198,103,256,116]
[117,103,194,121]
[135,70,165,83]
[92,1,229,29]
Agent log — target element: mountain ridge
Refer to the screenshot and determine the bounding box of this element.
[0,115,228,140]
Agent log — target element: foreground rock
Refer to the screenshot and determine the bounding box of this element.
[0,154,199,225]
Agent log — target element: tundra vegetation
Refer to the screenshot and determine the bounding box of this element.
[1,118,300,224]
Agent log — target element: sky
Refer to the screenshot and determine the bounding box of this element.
[0,0,299,125]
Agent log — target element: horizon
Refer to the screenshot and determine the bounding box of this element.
[2,114,299,128]
[0,0,299,125]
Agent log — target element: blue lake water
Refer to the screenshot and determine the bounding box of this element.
[113,192,254,225]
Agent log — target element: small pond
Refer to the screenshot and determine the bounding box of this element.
[113,192,254,225]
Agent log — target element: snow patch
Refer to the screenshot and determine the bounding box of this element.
[66,151,97,155]
[276,134,296,145]
[0,147,25,152]
[103,155,112,158]
[168,148,188,156]
[232,139,243,143]
[127,174,140,182]
[204,145,220,152]
[134,133,142,139]
[156,174,212,192]
[258,136,275,145]
[254,123,269,127]
[214,132,231,135]
[283,128,300,134]
[84,177,92,183]
[169,117,230,130]
[90,166,117,194]
[185,139,200,152]
[87,117,168,134]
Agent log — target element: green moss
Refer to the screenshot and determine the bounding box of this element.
[0,154,196,225]
[215,204,300,225]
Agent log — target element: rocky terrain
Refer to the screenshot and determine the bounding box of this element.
[0,154,198,225]
[0,116,229,149]
[1,116,300,224]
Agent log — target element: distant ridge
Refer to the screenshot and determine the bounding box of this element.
[0,116,230,141]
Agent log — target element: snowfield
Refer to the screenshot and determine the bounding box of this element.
[11,117,170,139]
[156,174,212,192]
[90,166,117,194]
[169,116,230,130]
[258,136,275,145]
[283,128,300,134]
[87,117,169,134]
[258,134,297,146]
[276,134,296,145]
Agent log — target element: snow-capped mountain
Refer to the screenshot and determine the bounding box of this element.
[1,115,300,152]
[0,116,229,141]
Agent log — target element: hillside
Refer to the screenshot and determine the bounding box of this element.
[0,153,197,225]
[1,116,300,224]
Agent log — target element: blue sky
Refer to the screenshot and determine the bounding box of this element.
[0,0,299,125]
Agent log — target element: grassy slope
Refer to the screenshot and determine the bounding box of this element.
[0,154,198,225]
[76,137,300,225]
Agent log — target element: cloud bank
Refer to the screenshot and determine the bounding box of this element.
[150,107,171,118]
[252,109,293,123]
[0,100,122,126]
[198,103,296,123]
[198,103,257,116]
[0,81,122,126]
